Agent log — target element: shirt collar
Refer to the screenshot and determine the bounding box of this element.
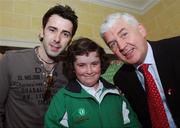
[77,79,103,95]
[136,42,155,69]
[143,42,155,64]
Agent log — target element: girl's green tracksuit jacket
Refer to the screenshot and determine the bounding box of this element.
[45,78,141,128]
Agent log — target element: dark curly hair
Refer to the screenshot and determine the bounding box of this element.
[40,4,78,41]
[63,37,110,80]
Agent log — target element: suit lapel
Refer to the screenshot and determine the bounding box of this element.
[150,42,176,96]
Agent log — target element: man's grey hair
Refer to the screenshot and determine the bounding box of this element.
[100,12,139,37]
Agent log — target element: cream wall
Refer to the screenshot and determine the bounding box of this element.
[139,0,180,41]
[0,0,180,52]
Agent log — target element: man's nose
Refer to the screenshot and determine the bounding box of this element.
[117,38,126,50]
[54,33,61,43]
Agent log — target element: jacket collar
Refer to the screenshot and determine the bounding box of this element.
[65,77,116,93]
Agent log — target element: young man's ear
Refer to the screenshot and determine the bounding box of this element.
[39,29,44,42]
[138,24,147,37]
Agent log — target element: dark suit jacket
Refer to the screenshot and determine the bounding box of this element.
[114,36,180,128]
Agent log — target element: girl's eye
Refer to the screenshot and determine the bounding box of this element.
[77,64,85,67]
[92,61,100,66]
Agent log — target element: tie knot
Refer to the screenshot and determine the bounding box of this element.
[138,64,149,73]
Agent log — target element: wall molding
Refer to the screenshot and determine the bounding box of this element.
[0,39,40,48]
[81,0,160,15]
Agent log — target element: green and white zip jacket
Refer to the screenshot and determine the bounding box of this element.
[45,78,141,128]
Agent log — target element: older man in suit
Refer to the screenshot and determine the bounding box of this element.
[100,12,180,128]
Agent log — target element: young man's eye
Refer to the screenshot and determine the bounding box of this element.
[49,28,55,32]
[64,33,70,37]
[62,32,71,38]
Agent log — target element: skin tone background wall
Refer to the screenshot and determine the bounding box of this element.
[0,0,180,53]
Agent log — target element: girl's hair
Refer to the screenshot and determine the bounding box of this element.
[63,37,110,80]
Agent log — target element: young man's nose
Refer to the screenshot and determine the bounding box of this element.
[54,33,61,43]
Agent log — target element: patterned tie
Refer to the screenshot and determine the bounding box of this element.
[139,64,170,128]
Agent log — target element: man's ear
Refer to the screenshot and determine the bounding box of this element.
[138,24,147,37]
[39,29,44,42]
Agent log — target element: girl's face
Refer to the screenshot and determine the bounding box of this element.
[74,51,101,88]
